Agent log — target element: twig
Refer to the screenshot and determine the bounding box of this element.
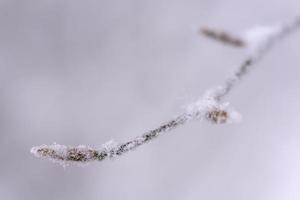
[201,27,245,47]
[31,16,300,166]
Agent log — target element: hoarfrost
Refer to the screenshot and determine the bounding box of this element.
[243,25,281,53]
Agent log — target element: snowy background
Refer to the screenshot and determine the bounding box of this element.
[1,0,300,199]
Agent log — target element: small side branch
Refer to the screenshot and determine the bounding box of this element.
[201,27,245,47]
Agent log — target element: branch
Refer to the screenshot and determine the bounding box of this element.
[31,16,300,166]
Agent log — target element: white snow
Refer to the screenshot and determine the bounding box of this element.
[243,24,281,53]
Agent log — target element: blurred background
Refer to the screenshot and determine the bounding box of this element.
[0,0,300,199]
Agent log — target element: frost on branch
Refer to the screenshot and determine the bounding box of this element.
[30,88,242,166]
[31,16,300,166]
[30,95,241,166]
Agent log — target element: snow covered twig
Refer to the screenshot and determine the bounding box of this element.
[31,16,300,166]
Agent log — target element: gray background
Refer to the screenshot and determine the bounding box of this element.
[0,0,300,200]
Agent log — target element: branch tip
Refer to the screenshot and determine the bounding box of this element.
[200,27,245,47]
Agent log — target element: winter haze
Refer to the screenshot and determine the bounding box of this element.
[0,0,300,200]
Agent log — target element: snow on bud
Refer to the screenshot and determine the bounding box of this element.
[185,89,241,124]
[30,143,100,166]
[206,103,242,124]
